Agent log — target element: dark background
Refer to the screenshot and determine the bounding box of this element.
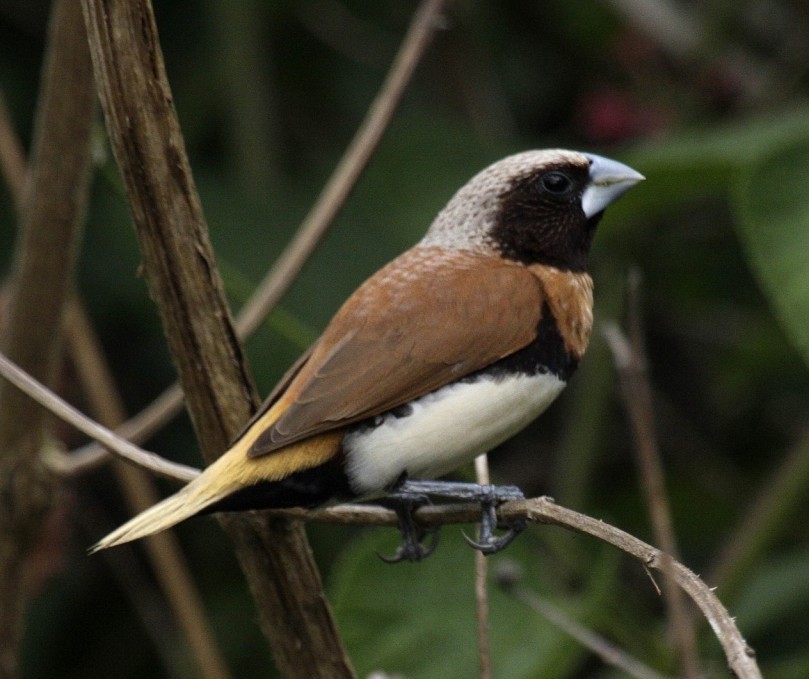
[1,1,808,677]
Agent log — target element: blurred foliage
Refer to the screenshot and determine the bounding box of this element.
[1,0,809,678]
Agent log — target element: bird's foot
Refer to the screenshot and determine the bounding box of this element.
[377,491,440,563]
[461,492,527,555]
[378,479,526,562]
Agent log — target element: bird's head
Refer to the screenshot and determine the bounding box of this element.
[422,149,643,271]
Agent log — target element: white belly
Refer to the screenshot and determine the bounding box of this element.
[343,372,565,495]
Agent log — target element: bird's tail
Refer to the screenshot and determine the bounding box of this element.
[90,421,344,552]
[89,448,243,553]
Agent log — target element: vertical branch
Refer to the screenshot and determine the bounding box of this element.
[0,90,26,206]
[473,455,492,679]
[79,0,257,453]
[78,1,355,676]
[60,0,451,474]
[602,271,701,679]
[0,0,95,676]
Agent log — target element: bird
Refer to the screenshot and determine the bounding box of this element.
[92,149,643,561]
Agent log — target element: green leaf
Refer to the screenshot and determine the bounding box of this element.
[733,138,809,368]
[328,529,617,679]
[732,547,809,638]
[603,106,809,231]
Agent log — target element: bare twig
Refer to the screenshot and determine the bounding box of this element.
[309,498,760,678]
[278,498,760,678]
[495,562,673,679]
[0,351,199,481]
[233,0,449,339]
[57,382,185,474]
[64,0,451,475]
[603,271,702,679]
[473,455,492,679]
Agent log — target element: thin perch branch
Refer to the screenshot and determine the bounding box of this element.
[280,499,761,679]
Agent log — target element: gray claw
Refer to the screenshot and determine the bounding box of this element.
[377,528,440,563]
[463,519,527,555]
[378,479,527,562]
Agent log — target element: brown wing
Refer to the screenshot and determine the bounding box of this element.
[248,247,546,457]
[228,342,316,445]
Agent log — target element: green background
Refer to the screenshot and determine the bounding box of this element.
[2,1,809,677]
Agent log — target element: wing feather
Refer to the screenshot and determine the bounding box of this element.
[249,247,546,456]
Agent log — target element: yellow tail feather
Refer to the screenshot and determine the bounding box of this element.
[89,450,242,553]
[89,483,227,552]
[90,422,344,552]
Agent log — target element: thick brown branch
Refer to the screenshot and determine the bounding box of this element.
[62,0,451,481]
[79,1,353,676]
[0,1,95,675]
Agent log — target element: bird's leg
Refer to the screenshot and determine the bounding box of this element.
[383,479,527,559]
[376,488,440,563]
[461,491,527,555]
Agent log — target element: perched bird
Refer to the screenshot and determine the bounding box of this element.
[93,149,642,560]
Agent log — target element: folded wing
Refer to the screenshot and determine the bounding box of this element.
[249,247,547,456]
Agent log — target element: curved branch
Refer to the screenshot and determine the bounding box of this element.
[234,0,449,339]
[0,351,199,481]
[274,499,762,679]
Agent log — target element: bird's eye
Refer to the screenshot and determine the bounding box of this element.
[539,171,573,196]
